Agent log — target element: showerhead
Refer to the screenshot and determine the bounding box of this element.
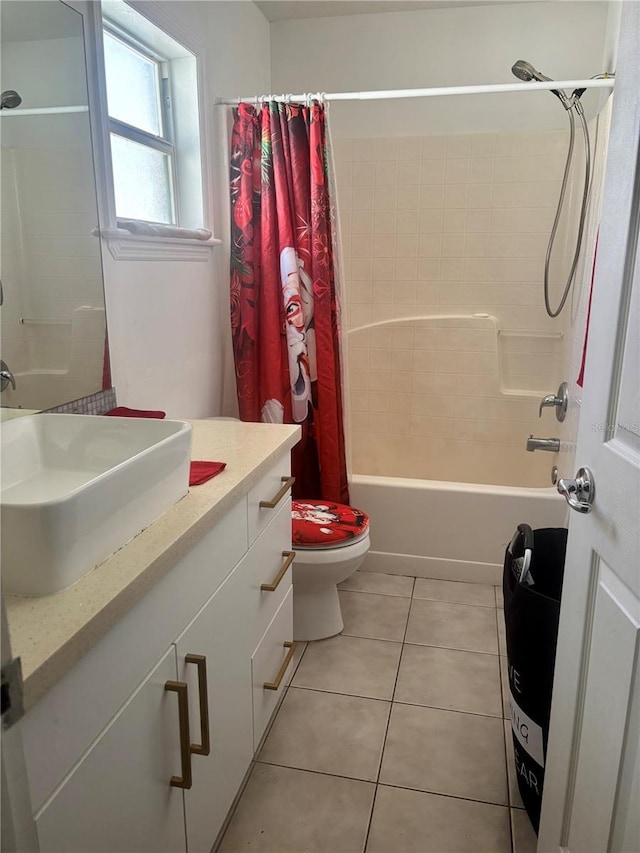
[511,60,551,83]
[1,90,22,109]
[511,60,568,107]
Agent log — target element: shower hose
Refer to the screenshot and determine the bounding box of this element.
[544,99,591,318]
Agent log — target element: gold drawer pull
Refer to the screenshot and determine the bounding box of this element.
[185,654,211,757]
[263,641,297,691]
[259,476,295,509]
[261,551,296,592]
[164,681,193,789]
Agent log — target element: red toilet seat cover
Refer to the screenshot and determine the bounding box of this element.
[291,500,370,548]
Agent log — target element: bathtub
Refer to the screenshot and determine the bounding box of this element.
[350,474,567,585]
[1,370,101,412]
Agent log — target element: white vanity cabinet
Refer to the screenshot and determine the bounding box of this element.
[23,446,298,853]
[35,646,186,853]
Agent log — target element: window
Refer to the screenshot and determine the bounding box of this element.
[97,1,216,258]
[103,26,176,224]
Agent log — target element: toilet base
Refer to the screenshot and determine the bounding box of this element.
[293,585,344,642]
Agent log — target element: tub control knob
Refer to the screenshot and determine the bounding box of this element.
[539,382,569,422]
[557,466,595,513]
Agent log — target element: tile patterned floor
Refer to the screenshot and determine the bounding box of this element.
[218,572,539,853]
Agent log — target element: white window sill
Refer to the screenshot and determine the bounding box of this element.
[101,228,221,261]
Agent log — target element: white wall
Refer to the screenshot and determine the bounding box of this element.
[270,1,613,137]
[101,0,270,418]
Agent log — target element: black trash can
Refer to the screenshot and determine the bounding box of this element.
[502,523,568,834]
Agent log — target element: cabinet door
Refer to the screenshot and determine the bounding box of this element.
[175,565,254,853]
[36,647,186,853]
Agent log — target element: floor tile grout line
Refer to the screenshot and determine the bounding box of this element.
[377,579,414,775]
[254,757,378,786]
[288,684,504,719]
[339,588,413,600]
[340,630,500,655]
[508,804,517,853]
[340,630,406,644]
[496,601,518,853]
[392,698,506,720]
[362,784,379,853]
[338,586,413,599]
[413,599,498,608]
[403,639,501,657]
[289,683,396,702]
[254,759,512,810]
[287,684,392,705]
[377,780,511,810]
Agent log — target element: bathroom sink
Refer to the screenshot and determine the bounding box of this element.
[1,414,192,596]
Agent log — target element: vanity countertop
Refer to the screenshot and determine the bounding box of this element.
[6,419,300,710]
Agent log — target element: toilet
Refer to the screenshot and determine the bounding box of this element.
[291,499,370,641]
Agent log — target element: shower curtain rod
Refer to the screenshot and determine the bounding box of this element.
[215,77,614,105]
[0,105,88,117]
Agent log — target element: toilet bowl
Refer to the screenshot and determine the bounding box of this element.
[291,500,370,641]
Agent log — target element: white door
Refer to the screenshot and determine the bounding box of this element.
[538,3,640,851]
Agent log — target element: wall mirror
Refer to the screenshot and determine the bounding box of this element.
[1,0,110,414]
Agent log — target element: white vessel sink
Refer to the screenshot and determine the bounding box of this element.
[1,414,192,596]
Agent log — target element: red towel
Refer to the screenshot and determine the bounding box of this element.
[105,406,166,419]
[577,231,599,388]
[190,461,226,486]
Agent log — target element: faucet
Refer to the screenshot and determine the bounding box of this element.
[0,359,16,391]
[538,382,569,422]
[527,435,560,453]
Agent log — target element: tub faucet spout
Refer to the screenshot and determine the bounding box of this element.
[527,435,560,453]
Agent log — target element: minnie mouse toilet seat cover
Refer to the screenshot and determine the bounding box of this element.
[292,500,370,550]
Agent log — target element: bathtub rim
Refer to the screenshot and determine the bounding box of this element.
[350,472,558,498]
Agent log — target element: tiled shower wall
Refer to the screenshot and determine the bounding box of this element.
[332,129,587,485]
[1,142,106,410]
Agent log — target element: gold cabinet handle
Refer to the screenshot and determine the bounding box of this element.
[261,551,296,592]
[164,680,193,789]
[185,654,211,757]
[259,476,295,509]
[263,642,297,691]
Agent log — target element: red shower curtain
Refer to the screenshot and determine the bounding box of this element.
[229,100,349,504]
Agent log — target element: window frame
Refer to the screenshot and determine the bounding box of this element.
[103,23,178,225]
[80,0,219,261]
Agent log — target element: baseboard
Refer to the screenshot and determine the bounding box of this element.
[360,550,502,585]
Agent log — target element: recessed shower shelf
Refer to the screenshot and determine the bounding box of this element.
[20,318,71,326]
[498,330,564,339]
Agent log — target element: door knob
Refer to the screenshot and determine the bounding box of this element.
[557,467,595,513]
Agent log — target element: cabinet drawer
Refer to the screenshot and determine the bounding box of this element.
[243,500,294,651]
[247,454,292,545]
[251,586,295,752]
